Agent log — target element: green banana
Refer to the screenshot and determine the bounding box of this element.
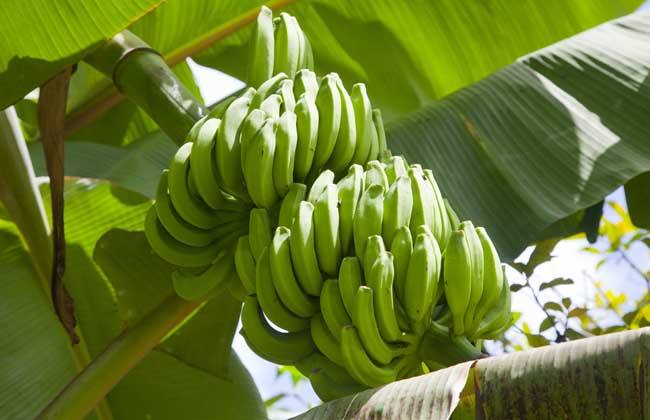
[320,279,351,342]
[460,221,484,333]
[390,226,413,304]
[474,266,511,338]
[290,201,323,296]
[300,27,315,70]
[256,247,310,332]
[382,175,413,246]
[144,206,221,268]
[240,295,314,365]
[367,252,402,342]
[366,116,379,162]
[443,230,472,335]
[338,256,363,316]
[278,79,296,113]
[208,88,255,120]
[154,171,217,247]
[238,108,267,171]
[384,155,408,185]
[326,77,356,174]
[313,184,341,276]
[248,5,274,88]
[337,164,364,255]
[404,228,441,330]
[340,325,397,387]
[372,109,387,158]
[363,235,386,281]
[173,249,234,300]
[309,368,365,402]
[307,169,335,204]
[423,168,451,248]
[269,226,319,317]
[476,274,514,340]
[353,184,385,265]
[350,83,372,166]
[293,93,319,181]
[416,225,445,304]
[313,74,342,169]
[470,227,504,334]
[168,142,222,229]
[273,12,300,78]
[298,353,363,401]
[227,270,248,301]
[273,111,297,196]
[352,286,402,365]
[248,208,272,262]
[216,95,253,199]
[294,352,350,382]
[189,118,229,209]
[250,72,287,109]
[294,69,319,99]
[310,314,344,366]
[278,182,306,228]
[234,235,256,293]
[259,93,283,119]
[407,165,437,235]
[364,160,389,191]
[186,115,209,143]
[243,118,278,209]
[293,16,314,71]
[445,198,461,231]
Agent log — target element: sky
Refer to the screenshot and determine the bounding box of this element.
[185,4,650,415]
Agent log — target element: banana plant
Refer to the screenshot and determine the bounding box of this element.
[1,1,649,419]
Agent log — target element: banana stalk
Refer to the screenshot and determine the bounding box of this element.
[85,30,206,144]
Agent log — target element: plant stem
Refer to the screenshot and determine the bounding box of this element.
[64,0,299,140]
[85,31,207,144]
[0,108,52,283]
[38,295,201,420]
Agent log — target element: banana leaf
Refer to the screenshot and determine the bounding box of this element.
[0,0,163,110]
[386,10,650,259]
[293,328,649,419]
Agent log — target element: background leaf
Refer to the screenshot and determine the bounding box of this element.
[62,0,266,147]
[0,180,265,419]
[0,226,79,419]
[0,0,163,109]
[625,171,650,229]
[198,0,641,120]
[294,361,475,420]
[387,11,650,259]
[94,228,266,419]
[29,132,176,200]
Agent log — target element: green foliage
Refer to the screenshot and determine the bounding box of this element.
[0,181,266,418]
[0,0,649,417]
[203,0,642,119]
[0,226,80,419]
[0,0,164,110]
[388,11,650,259]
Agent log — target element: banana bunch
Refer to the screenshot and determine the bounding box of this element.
[237,158,513,401]
[249,6,314,88]
[143,7,513,402]
[144,6,386,271]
